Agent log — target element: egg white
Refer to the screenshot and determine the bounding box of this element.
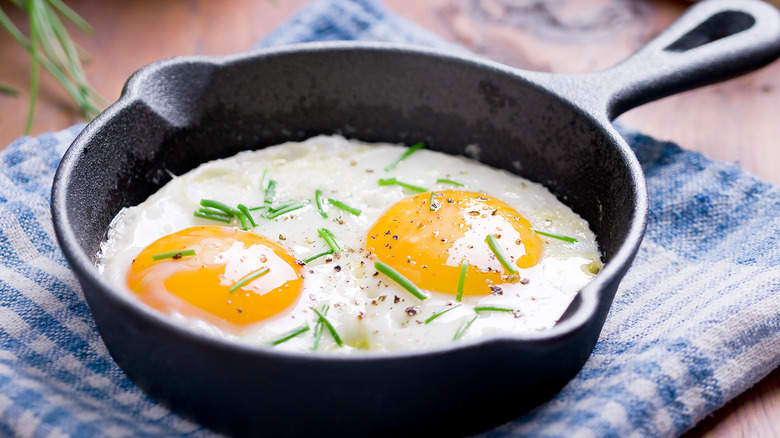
[98,135,602,353]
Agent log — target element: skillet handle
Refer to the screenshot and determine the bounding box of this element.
[546,0,780,120]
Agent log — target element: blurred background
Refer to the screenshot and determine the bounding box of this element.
[0,1,778,436]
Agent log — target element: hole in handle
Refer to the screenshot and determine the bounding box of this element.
[665,11,755,52]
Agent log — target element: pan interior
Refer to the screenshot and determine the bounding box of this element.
[64,46,639,324]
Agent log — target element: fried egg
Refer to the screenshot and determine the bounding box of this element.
[98,135,602,353]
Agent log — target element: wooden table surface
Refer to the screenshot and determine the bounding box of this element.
[0,0,778,436]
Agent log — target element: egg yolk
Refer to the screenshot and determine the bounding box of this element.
[366,190,542,296]
[127,226,303,328]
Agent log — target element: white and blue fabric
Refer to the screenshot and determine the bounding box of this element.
[1,0,778,436]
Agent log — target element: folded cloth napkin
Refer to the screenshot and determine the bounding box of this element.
[1,0,778,437]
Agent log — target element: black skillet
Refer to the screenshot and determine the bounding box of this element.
[51,0,780,436]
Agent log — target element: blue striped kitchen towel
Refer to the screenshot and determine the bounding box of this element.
[1,0,779,437]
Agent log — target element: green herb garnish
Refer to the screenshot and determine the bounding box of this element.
[311,304,329,351]
[374,261,428,301]
[200,199,239,216]
[228,267,270,293]
[249,205,269,213]
[264,179,277,204]
[195,200,256,228]
[269,324,310,346]
[237,204,257,228]
[198,206,231,218]
[236,211,250,230]
[328,198,362,216]
[151,249,196,261]
[424,304,461,324]
[377,177,428,193]
[384,142,425,172]
[303,249,334,264]
[456,259,468,302]
[429,192,438,212]
[266,202,306,219]
[453,314,478,340]
[312,306,343,347]
[318,228,342,252]
[315,189,328,219]
[267,200,296,211]
[532,229,578,243]
[485,234,518,274]
[436,178,464,187]
[193,210,232,223]
[474,305,515,313]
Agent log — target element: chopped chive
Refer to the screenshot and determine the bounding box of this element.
[436,178,464,187]
[377,177,428,193]
[249,205,269,213]
[456,259,468,302]
[377,177,397,186]
[193,210,232,223]
[200,199,239,216]
[247,201,300,218]
[303,249,334,264]
[397,180,429,193]
[474,305,515,313]
[328,198,362,216]
[198,207,231,218]
[532,229,578,243]
[269,324,310,346]
[378,177,401,185]
[151,249,196,261]
[264,179,277,204]
[260,168,269,187]
[424,304,461,324]
[318,228,343,252]
[228,267,270,293]
[237,204,257,227]
[311,304,329,351]
[268,201,298,212]
[266,202,306,219]
[453,314,478,340]
[385,142,425,172]
[486,234,518,274]
[374,261,428,301]
[236,211,250,230]
[315,189,328,218]
[312,306,343,347]
[429,192,438,212]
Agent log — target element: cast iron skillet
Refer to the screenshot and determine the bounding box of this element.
[52,1,780,436]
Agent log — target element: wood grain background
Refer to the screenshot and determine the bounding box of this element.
[0,0,778,436]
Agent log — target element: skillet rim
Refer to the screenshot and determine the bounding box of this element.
[51,40,648,362]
